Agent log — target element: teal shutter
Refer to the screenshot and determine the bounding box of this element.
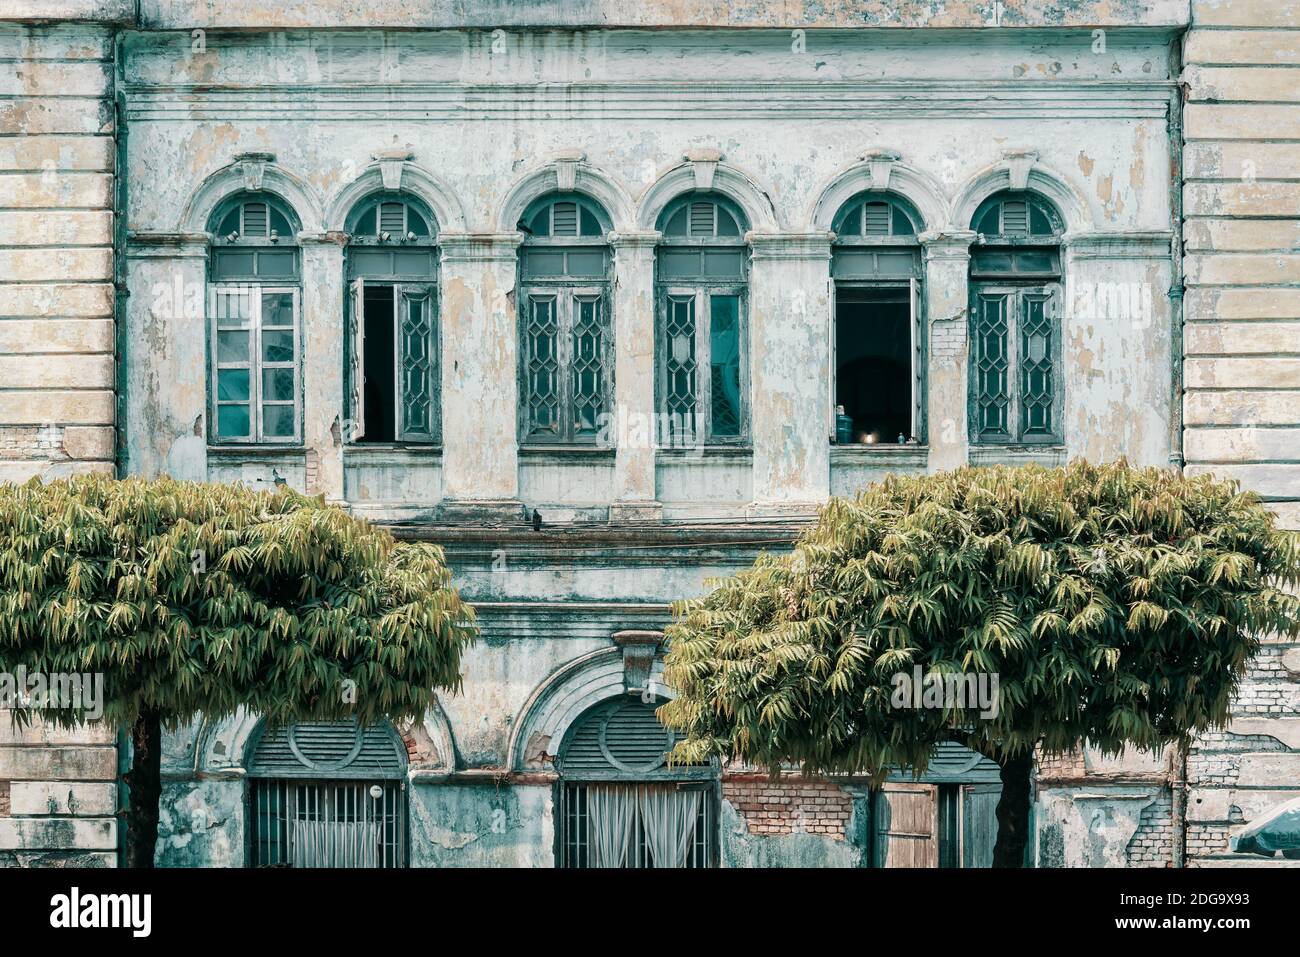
[248,719,406,780]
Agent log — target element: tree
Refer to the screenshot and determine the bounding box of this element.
[660,461,1300,866]
[0,474,476,867]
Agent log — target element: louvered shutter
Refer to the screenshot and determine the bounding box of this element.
[558,698,692,780]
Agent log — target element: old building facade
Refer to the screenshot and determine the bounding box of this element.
[0,0,1296,868]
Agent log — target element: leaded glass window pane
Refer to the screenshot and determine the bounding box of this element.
[571,297,604,437]
[1020,294,1055,437]
[665,294,698,439]
[526,296,560,438]
[970,286,1061,445]
[399,289,435,438]
[974,293,1010,439]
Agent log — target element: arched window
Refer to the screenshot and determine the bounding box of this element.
[830,192,923,446]
[655,193,748,445]
[968,191,1064,446]
[555,696,717,868]
[517,193,612,444]
[246,718,407,868]
[208,192,301,443]
[344,193,439,443]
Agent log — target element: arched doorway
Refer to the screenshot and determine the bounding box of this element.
[555,695,719,868]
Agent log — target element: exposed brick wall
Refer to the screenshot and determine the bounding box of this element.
[723,777,853,839]
[1126,792,1175,867]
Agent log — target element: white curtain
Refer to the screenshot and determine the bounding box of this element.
[291,819,382,868]
[638,786,703,868]
[586,785,637,868]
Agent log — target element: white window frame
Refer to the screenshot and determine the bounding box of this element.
[209,283,301,444]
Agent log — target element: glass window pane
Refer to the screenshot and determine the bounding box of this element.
[217,330,249,362]
[565,250,607,277]
[262,404,296,438]
[704,250,744,279]
[708,295,742,437]
[262,367,295,402]
[256,251,297,278]
[262,329,294,363]
[659,249,702,280]
[217,368,249,401]
[216,404,250,438]
[262,293,295,327]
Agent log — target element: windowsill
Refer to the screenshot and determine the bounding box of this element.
[519,445,615,463]
[968,444,1067,465]
[656,446,752,461]
[346,442,442,453]
[830,443,928,454]
[208,444,303,455]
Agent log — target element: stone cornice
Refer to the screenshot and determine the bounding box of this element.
[608,230,662,249]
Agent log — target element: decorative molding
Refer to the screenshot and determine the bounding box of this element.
[1002,149,1039,190]
[234,151,274,192]
[952,160,1093,234]
[637,158,779,231]
[684,148,723,190]
[373,148,414,190]
[863,148,901,191]
[810,158,948,235]
[325,158,468,233]
[553,150,585,191]
[180,158,324,233]
[498,159,635,232]
[506,646,675,771]
[612,630,664,695]
[919,229,978,258]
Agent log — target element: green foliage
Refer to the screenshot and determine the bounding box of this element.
[659,462,1300,779]
[0,474,476,729]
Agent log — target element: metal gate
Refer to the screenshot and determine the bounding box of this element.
[249,779,407,868]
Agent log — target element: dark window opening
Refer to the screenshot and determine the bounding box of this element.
[359,284,395,442]
[835,287,913,445]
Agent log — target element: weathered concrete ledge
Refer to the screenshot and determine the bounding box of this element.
[126,0,1192,31]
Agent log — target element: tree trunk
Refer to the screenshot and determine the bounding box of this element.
[992,751,1034,868]
[124,710,162,869]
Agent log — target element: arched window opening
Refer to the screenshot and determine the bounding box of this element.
[556,696,718,868]
[655,193,749,446]
[208,192,302,443]
[830,192,922,447]
[344,193,439,444]
[246,718,407,868]
[517,193,612,445]
[968,191,1064,446]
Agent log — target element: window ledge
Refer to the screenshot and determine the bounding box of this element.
[969,445,1067,467]
[208,444,303,456]
[346,442,442,453]
[656,446,752,461]
[519,445,615,463]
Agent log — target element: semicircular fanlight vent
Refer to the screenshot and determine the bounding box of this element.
[558,697,684,778]
[248,719,406,779]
